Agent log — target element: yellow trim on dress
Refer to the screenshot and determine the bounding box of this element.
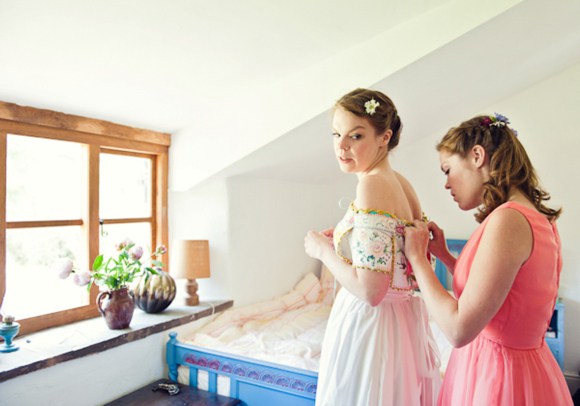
[349,202,413,225]
[334,224,353,265]
[349,202,430,227]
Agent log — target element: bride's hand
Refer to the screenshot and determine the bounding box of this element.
[320,228,334,244]
[320,227,334,238]
[304,231,333,260]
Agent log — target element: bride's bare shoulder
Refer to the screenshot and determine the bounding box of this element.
[394,172,422,219]
[355,174,390,209]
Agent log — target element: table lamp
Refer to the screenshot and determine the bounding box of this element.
[170,240,210,306]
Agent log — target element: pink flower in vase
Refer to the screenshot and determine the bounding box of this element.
[53,258,74,279]
[72,270,92,287]
[115,237,135,251]
[129,245,144,261]
[156,244,167,255]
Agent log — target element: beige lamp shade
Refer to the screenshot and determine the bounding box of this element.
[170,240,210,280]
[170,240,210,306]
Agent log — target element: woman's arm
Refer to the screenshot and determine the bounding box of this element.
[405,208,533,347]
[427,222,457,275]
[304,231,391,306]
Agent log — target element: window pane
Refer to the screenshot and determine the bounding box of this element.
[3,227,87,320]
[100,154,151,219]
[6,134,82,222]
[99,222,152,263]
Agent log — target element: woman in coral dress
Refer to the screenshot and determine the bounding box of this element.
[405,114,573,405]
[304,88,440,406]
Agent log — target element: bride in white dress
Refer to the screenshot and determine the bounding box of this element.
[304,88,440,406]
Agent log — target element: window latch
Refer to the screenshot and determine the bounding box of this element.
[99,220,108,237]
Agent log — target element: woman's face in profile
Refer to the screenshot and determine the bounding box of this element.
[332,108,384,174]
[439,149,486,211]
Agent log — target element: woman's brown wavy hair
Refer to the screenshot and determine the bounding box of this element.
[437,115,561,223]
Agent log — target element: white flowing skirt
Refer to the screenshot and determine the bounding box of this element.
[315,289,441,406]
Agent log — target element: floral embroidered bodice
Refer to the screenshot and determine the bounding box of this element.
[333,202,424,292]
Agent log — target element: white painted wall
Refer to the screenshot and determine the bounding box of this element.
[392,62,580,379]
[169,179,231,302]
[226,176,355,306]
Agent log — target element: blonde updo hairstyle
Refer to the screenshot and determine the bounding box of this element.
[334,88,402,164]
[437,115,561,223]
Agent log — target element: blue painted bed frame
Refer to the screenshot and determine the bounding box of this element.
[166,332,318,405]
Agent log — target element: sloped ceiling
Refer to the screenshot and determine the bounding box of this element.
[220,0,580,185]
[2,0,579,190]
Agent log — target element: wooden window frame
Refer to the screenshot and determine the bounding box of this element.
[0,101,170,335]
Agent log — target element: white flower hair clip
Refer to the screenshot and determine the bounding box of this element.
[364,98,380,115]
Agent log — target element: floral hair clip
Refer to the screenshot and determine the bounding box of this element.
[481,112,518,136]
[364,98,380,115]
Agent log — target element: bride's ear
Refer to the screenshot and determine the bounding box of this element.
[380,130,392,147]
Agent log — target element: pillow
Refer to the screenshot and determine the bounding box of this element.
[280,290,307,310]
[197,272,322,336]
[196,312,237,337]
[235,298,286,321]
[280,272,321,310]
[197,298,285,337]
[294,272,322,304]
[318,264,341,305]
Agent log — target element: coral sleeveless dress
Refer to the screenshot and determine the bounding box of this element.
[316,203,441,406]
[438,202,573,405]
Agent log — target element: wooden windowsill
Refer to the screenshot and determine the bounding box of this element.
[0,300,233,383]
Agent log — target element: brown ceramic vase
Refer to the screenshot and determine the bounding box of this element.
[96,287,135,329]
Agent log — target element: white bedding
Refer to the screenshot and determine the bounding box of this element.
[183,302,331,371]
